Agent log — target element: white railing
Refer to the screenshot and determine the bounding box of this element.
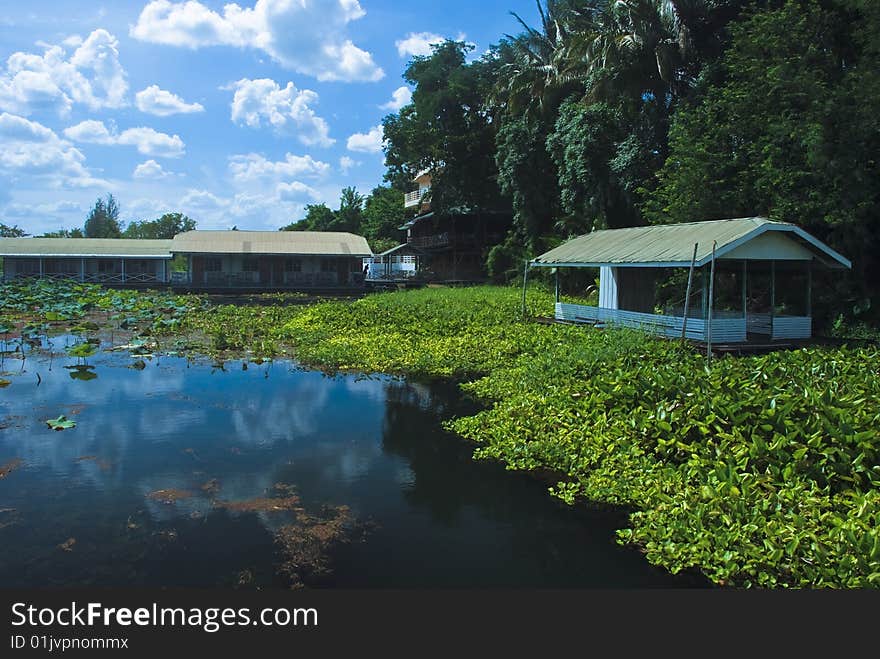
[555,303,747,342]
[404,190,422,208]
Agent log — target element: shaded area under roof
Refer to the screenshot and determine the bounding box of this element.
[0,238,172,258]
[171,231,372,257]
[374,243,426,257]
[531,218,851,269]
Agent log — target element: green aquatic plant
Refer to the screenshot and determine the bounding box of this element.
[45,416,76,431]
[66,342,98,359]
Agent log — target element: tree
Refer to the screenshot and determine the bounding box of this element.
[363,186,405,249]
[644,0,880,322]
[280,204,336,232]
[124,213,196,239]
[0,224,27,237]
[84,194,122,238]
[383,40,509,214]
[41,228,84,238]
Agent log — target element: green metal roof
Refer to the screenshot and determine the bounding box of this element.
[531,218,851,269]
[0,238,172,258]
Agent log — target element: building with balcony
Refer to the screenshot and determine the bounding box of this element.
[404,171,432,212]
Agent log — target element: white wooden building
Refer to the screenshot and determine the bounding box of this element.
[530,218,851,342]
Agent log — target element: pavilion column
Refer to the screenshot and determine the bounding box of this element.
[555,268,560,304]
[806,262,812,317]
[770,260,776,332]
[80,258,85,282]
[742,261,748,319]
[39,258,44,278]
[121,258,126,284]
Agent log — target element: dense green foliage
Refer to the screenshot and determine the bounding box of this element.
[123,212,196,239]
[378,0,878,325]
[83,194,122,238]
[0,224,26,237]
[282,186,404,253]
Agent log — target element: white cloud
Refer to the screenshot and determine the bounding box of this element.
[346,125,384,153]
[64,120,185,158]
[276,181,321,202]
[0,29,127,116]
[131,0,383,83]
[135,85,204,116]
[380,86,412,111]
[133,159,170,179]
[228,78,333,147]
[180,189,229,210]
[339,155,359,173]
[0,112,106,188]
[395,32,445,58]
[228,153,330,184]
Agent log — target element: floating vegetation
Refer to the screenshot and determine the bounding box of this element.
[0,379,10,388]
[45,415,76,431]
[0,458,23,479]
[66,342,98,360]
[147,489,194,504]
[200,479,221,497]
[275,504,356,589]
[65,365,98,381]
[58,538,76,552]
[215,483,303,514]
[130,359,147,370]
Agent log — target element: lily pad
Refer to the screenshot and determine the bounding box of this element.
[45,415,76,431]
[67,342,98,359]
[0,379,10,388]
[65,365,98,381]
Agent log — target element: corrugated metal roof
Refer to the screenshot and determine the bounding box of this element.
[171,231,372,257]
[532,218,851,269]
[0,238,172,257]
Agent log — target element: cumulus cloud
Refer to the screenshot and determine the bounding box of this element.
[135,85,204,116]
[133,159,170,179]
[276,181,321,202]
[228,153,330,184]
[180,188,229,210]
[131,0,383,83]
[395,32,445,58]
[64,120,185,158]
[346,125,384,153]
[0,29,127,116]
[0,112,106,188]
[228,78,333,147]
[339,155,359,173]
[380,86,412,111]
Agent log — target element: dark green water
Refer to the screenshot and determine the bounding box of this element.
[0,341,700,588]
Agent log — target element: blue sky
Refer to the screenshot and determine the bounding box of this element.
[0,0,538,234]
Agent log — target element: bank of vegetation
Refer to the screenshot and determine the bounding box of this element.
[2,281,878,587]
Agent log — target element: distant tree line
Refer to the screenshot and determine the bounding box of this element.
[281,186,404,254]
[34,194,197,240]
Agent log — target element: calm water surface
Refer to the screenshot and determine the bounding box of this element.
[0,341,698,588]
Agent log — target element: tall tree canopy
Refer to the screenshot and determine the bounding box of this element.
[83,194,122,239]
[123,213,196,239]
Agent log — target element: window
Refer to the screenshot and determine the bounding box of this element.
[350,259,363,272]
[285,259,302,273]
[205,258,222,272]
[321,259,336,273]
[98,260,116,273]
[242,258,259,272]
[16,259,40,274]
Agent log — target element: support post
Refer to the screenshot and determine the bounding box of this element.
[39,257,43,278]
[806,262,812,318]
[770,260,776,338]
[80,258,85,283]
[742,260,748,319]
[681,243,699,343]
[521,261,530,320]
[554,268,560,304]
[121,258,126,284]
[706,241,717,361]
